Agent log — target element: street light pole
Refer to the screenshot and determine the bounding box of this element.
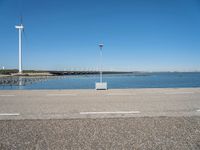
[99,44,103,83]
[95,43,107,90]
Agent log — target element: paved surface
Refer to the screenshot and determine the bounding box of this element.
[0,117,200,150]
[0,88,200,119]
[0,88,200,149]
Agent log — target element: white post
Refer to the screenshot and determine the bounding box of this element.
[95,44,107,90]
[15,24,24,74]
[19,28,22,73]
[99,44,103,83]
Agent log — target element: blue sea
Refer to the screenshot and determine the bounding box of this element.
[0,72,200,90]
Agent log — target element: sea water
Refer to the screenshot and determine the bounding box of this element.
[0,72,200,90]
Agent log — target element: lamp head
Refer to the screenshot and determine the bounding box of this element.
[99,44,104,48]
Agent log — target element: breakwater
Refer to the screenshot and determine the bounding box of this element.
[0,76,52,86]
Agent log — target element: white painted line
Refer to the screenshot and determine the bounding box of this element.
[46,94,77,96]
[0,95,15,97]
[106,93,134,96]
[164,92,194,95]
[80,111,140,115]
[197,109,200,112]
[0,113,20,116]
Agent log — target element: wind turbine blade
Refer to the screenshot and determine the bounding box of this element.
[20,16,22,24]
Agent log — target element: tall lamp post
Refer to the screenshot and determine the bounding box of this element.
[99,44,103,83]
[95,43,107,90]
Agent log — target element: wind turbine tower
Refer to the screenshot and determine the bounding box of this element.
[15,24,24,74]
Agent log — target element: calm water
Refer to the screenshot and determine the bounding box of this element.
[0,72,200,90]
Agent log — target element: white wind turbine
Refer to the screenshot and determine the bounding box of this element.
[15,17,24,74]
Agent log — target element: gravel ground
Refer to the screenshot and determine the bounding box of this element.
[0,117,200,150]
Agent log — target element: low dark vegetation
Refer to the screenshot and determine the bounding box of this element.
[0,69,49,75]
[0,69,18,75]
[0,69,133,76]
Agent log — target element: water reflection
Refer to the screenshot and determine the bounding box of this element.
[19,76,23,86]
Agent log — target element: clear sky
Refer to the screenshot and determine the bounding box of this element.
[0,0,200,71]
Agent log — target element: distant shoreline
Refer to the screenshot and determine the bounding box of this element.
[0,69,200,78]
[0,69,133,77]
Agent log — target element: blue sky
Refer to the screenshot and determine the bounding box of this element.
[0,0,200,71]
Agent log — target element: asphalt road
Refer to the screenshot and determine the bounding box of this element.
[0,117,200,150]
[0,88,199,119]
[0,88,200,149]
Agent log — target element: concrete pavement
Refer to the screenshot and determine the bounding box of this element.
[0,88,200,119]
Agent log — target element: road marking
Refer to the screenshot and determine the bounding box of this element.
[0,113,20,116]
[164,92,194,95]
[0,95,15,97]
[46,94,77,96]
[106,93,134,96]
[197,109,200,112]
[80,111,140,115]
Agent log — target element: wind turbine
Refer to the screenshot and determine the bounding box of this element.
[15,17,24,74]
